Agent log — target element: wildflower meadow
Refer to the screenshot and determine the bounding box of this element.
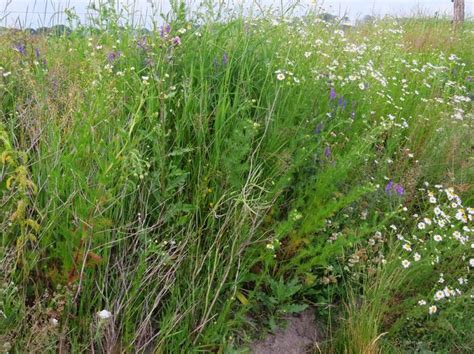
[0,1,473,352]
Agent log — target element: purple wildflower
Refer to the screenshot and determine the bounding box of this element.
[394,183,404,196]
[160,24,171,38]
[14,43,26,55]
[315,123,323,134]
[35,48,40,59]
[385,180,394,194]
[324,146,332,158]
[172,36,181,46]
[330,87,336,100]
[107,51,121,63]
[222,53,229,65]
[338,97,347,110]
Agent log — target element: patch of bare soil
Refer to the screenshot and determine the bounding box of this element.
[249,308,321,354]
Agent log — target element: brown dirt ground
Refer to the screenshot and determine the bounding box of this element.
[249,308,321,354]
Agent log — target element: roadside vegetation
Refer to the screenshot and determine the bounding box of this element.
[0,2,472,352]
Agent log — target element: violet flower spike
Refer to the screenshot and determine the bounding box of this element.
[160,24,171,38]
[172,36,181,46]
[385,180,394,194]
[14,44,26,55]
[394,184,404,196]
[324,146,331,158]
[107,51,121,63]
[338,97,347,110]
[329,87,336,100]
[315,123,323,134]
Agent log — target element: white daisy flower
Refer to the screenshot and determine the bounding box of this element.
[402,259,411,268]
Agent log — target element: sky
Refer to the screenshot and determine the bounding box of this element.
[1,0,473,27]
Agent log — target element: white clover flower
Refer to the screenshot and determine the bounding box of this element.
[434,206,442,216]
[433,234,442,242]
[304,51,312,58]
[429,305,437,315]
[402,259,411,268]
[358,82,366,90]
[417,222,426,230]
[98,310,112,320]
[423,218,432,225]
[429,196,437,204]
[418,299,426,306]
[414,253,421,261]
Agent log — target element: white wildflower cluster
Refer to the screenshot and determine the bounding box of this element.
[266,239,281,252]
[274,69,302,85]
[400,185,472,315]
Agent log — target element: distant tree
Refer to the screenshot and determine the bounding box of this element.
[453,0,465,24]
[318,13,349,23]
[356,15,376,26]
[362,15,376,24]
[319,13,337,22]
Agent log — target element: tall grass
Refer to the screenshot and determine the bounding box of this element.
[0,3,472,352]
